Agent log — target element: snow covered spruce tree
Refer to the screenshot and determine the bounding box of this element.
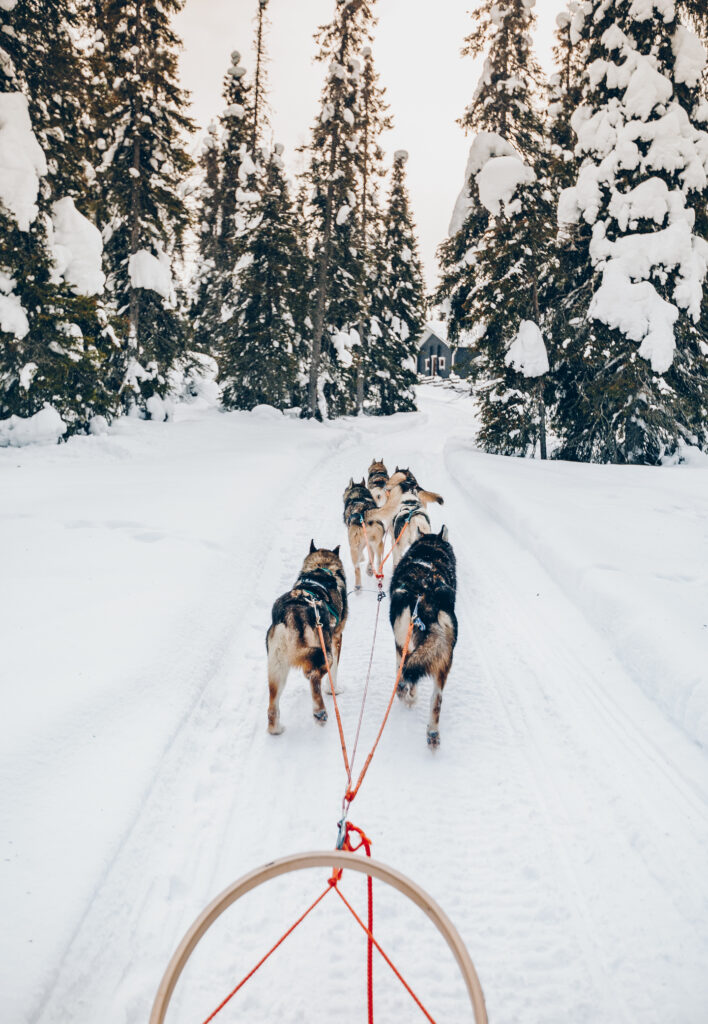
[554,0,708,463]
[352,43,390,411]
[190,122,222,354]
[220,145,308,410]
[367,150,426,415]
[304,0,375,419]
[437,0,555,456]
[0,1,121,436]
[191,50,261,368]
[93,0,195,416]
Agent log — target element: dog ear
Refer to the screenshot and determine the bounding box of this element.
[348,477,353,488]
[439,525,449,542]
[333,545,340,557]
[310,539,316,553]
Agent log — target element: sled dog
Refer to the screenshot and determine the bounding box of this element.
[389,526,457,748]
[266,541,348,735]
[386,468,444,567]
[342,478,387,590]
[367,458,389,507]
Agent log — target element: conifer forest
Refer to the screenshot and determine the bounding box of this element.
[1,0,707,463]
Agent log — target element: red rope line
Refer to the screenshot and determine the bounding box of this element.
[333,882,438,1024]
[340,822,375,1023]
[344,616,416,804]
[315,620,352,784]
[198,882,335,1024]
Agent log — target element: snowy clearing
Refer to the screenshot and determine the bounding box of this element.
[2,385,708,1023]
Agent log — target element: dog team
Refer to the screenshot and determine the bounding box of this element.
[265,459,457,748]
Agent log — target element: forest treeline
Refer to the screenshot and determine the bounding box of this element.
[1,0,707,463]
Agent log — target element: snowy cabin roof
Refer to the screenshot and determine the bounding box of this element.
[419,320,449,347]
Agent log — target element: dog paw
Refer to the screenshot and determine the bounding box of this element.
[268,723,285,736]
[366,564,374,576]
[313,709,328,726]
[426,730,440,749]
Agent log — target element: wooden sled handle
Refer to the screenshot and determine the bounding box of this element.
[149,849,488,1023]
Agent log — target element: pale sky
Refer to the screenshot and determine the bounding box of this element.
[174,0,560,291]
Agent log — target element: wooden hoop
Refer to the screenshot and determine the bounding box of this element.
[149,850,488,1023]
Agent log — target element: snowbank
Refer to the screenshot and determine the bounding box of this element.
[50,197,105,296]
[447,442,708,750]
[0,405,66,447]
[128,248,173,301]
[0,92,47,230]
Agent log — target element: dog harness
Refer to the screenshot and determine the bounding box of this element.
[394,498,429,533]
[296,570,341,626]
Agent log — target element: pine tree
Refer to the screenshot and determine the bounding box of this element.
[436,0,554,457]
[191,49,262,375]
[3,0,97,199]
[0,2,121,435]
[93,0,195,414]
[368,150,425,415]
[353,43,391,411]
[304,0,376,418]
[251,1,270,153]
[220,145,308,410]
[553,0,708,463]
[190,122,221,354]
[218,49,257,265]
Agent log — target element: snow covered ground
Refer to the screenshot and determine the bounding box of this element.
[2,385,708,1024]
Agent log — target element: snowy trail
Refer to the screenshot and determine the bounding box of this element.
[4,389,708,1023]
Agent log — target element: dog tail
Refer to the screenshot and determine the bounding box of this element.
[418,489,444,506]
[393,608,455,687]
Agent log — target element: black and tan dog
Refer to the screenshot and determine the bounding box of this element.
[386,468,444,568]
[367,458,389,507]
[389,526,457,748]
[266,541,348,735]
[342,478,387,590]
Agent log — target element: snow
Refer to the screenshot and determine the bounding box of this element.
[335,204,351,225]
[672,25,707,88]
[0,269,29,338]
[50,197,105,297]
[476,154,536,217]
[2,387,708,1023]
[0,404,66,447]
[331,327,359,366]
[504,320,549,377]
[448,132,517,235]
[589,266,679,372]
[128,248,173,301]
[0,92,47,230]
[564,25,708,373]
[628,0,675,22]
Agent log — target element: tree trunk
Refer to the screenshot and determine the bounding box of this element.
[531,272,547,459]
[307,23,351,419]
[129,0,143,352]
[251,1,267,153]
[537,379,547,460]
[354,55,371,415]
[308,129,338,419]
